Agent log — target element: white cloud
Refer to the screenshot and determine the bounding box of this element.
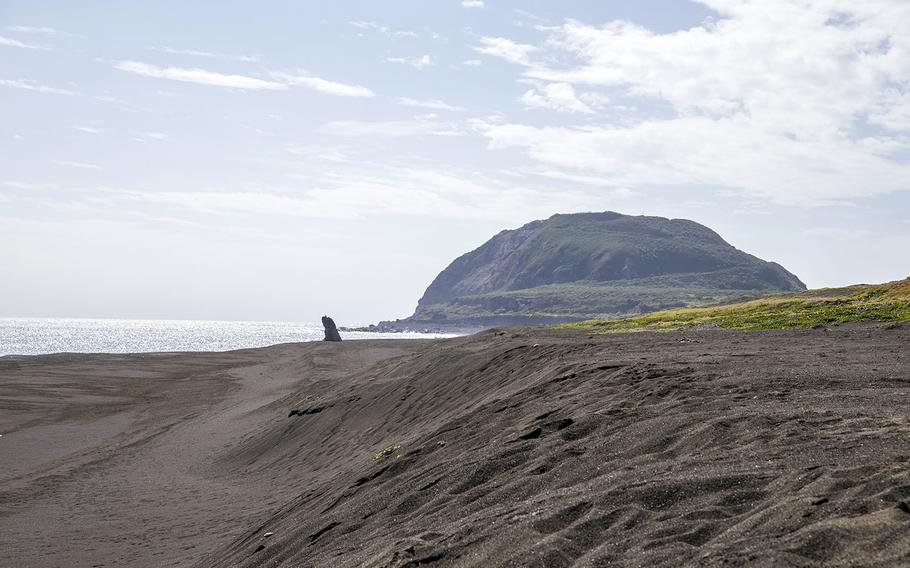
[130,132,171,143]
[520,82,595,114]
[385,54,434,70]
[462,1,485,8]
[319,118,462,138]
[101,164,610,222]
[868,89,910,132]
[72,125,102,134]
[52,159,101,170]
[3,181,56,191]
[0,78,78,96]
[462,59,483,66]
[271,72,375,97]
[474,1,910,204]
[92,94,129,105]
[150,46,259,63]
[806,227,870,239]
[113,61,285,90]
[287,146,351,163]
[111,189,346,219]
[113,61,375,96]
[0,35,49,50]
[513,9,544,22]
[349,21,418,38]
[479,117,910,204]
[473,37,538,65]
[527,169,640,190]
[7,26,57,35]
[397,97,465,112]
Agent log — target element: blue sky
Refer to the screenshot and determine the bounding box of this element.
[1,0,909,324]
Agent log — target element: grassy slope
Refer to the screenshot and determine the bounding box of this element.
[424,283,760,319]
[559,278,910,332]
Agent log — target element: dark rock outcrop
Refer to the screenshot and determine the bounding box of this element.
[322,316,342,342]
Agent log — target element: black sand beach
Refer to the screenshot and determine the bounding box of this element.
[2,325,910,567]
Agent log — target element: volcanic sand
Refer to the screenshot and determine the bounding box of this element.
[2,325,910,567]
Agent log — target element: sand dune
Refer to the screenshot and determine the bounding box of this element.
[2,326,910,567]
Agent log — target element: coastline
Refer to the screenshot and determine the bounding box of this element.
[339,314,588,335]
[340,322,487,335]
[0,317,458,357]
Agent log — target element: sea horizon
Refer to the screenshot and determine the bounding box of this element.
[0,316,459,357]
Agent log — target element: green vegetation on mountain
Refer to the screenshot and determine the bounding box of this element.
[406,212,805,326]
[559,278,910,332]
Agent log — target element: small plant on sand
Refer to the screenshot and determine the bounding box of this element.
[556,371,576,381]
[436,440,447,447]
[372,444,401,461]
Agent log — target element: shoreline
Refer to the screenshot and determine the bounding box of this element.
[339,323,486,335]
[0,319,459,358]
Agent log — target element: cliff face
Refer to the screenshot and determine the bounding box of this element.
[405,212,805,327]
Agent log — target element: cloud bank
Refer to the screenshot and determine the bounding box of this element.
[475,0,910,204]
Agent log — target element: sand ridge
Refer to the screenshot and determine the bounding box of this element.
[2,327,910,566]
[0,341,426,567]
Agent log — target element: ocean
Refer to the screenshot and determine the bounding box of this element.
[0,318,459,357]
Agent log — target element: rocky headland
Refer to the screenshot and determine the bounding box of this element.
[359,211,805,333]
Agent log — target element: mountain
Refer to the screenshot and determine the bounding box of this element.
[390,212,805,330]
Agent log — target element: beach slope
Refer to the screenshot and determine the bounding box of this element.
[2,326,910,567]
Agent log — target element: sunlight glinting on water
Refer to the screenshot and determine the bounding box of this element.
[0,318,457,356]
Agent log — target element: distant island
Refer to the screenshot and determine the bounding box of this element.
[351,211,805,333]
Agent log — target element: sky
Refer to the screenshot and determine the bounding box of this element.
[1,0,909,325]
